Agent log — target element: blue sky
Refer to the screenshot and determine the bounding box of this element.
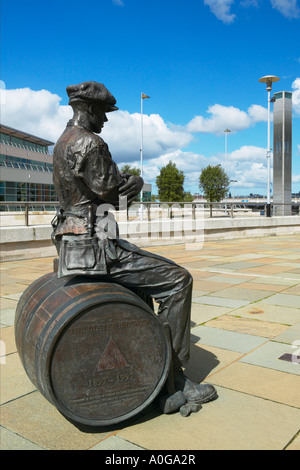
[1,0,299,196]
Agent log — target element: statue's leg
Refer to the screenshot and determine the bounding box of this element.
[105,247,218,407]
[106,249,192,365]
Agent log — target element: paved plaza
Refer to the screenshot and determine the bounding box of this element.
[1,234,300,450]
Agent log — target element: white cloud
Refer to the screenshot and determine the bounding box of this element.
[204,0,300,22]
[270,0,300,18]
[186,103,267,135]
[248,104,268,122]
[229,145,267,163]
[1,87,71,143]
[102,111,193,162]
[292,77,300,115]
[204,0,236,23]
[240,0,258,7]
[293,173,300,183]
[225,146,268,188]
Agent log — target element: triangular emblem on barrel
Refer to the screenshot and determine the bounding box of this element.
[95,338,129,371]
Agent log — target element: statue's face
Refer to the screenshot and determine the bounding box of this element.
[89,102,108,134]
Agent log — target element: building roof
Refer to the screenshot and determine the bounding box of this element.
[0,123,55,146]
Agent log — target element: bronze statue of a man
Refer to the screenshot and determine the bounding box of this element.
[52,81,217,410]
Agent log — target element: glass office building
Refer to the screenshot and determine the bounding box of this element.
[0,124,55,210]
[272,91,293,216]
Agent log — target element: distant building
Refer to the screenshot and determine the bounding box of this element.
[273,91,293,216]
[0,124,55,209]
[142,182,152,202]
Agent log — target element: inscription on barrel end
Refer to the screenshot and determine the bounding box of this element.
[50,302,170,425]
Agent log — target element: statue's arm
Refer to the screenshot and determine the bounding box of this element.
[119,174,144,205]
[75,140,143,207]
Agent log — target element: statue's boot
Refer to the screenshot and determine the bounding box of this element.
[174,369,218,404]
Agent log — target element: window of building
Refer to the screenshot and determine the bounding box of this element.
[0,154,53,171]
[0,132,49,153]
[0,181,56,204]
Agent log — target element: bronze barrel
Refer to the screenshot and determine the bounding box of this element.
[15,273,172,426]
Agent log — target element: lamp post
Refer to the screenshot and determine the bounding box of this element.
[259,75,280,217]
[140,93,150,220]
[224,129,231,216]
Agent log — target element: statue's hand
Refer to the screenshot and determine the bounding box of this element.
[119,175,144,204]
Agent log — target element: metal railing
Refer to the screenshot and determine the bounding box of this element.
[1,201,299,227]
[0,201,59,226]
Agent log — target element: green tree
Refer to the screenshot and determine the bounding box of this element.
[120,164,141,176]
[156,161,185,202]
[183,191,194,202]
[199,164,230,217]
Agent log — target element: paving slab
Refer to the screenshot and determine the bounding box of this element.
[204,315,289,339]
[191,325,268,353]
[0,284,28,296]
[0,295,18,308]
[229,303,300,326]
[286,434,300,450]
[0,426,45,450]
[191,303,232,326]
[262,293,300,309]
[0,353,36,404]
[273,323,300,345]
[247,277,298,286]
[208,287,275,302]
[234,255,280,261]
[239,265,293,275]
[192,280,234,292]
[0,309,16,327]
[0,326,16,355]
[193,295,251,309]
[273,262,300,269]
[240,341,300,375]
[235,281,287,292]
[281,285,300,295]
[209,361,300,408]
[187,269,213,280]
[245,257,293,264]
[207,261,265,271]
[192,289,209,299]
[192,289,210,299]
[1,292,23,301]
[271,272,300,280]
[203,275,253,285]
[117,387,300,450]
[182,260,224,269]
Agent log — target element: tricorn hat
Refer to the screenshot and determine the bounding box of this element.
[66,81,118,112]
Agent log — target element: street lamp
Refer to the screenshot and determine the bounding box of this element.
[140,92,150,220]
[224,129,231,216]
[259,75,280,217]
[224,129,231,168]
